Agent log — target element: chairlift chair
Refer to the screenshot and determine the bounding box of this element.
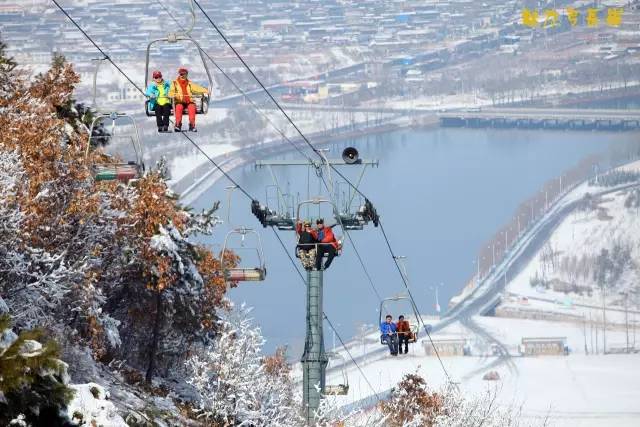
[144,33,213,117]
[324,352,349,396]
[85,112,145,183]
[294,198,343,260]
[220,227,267,284]
[378,294,420,345]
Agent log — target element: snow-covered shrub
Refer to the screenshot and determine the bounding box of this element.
[314,394,386,427]
[185,305,304,426]
[321,372,547,427]
[379,373,443,427]
[434,384,531,427]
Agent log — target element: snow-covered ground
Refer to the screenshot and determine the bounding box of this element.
[315,162,640,426]
[375,79,640,112]
[67,383,127,427]
[320,317,640,426]
[506,172,640,326]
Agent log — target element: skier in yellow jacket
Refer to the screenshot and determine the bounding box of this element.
[169,67,209,132]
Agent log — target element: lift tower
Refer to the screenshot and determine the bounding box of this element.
[251,148,379,424]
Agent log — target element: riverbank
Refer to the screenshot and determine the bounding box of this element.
[447,159,640,318]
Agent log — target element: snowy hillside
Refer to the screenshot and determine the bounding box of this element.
[505,162,640,332]
[317,162,640,427]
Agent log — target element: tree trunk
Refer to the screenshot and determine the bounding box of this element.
[146,291,163,383]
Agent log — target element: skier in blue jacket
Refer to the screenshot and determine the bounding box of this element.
[380,314,399,356]
[145,70,172,132]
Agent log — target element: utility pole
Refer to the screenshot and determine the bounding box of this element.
[589,311,594,355]
[633,314,636,350]
[602,284,607,354]
[559,174,563,194]
[504,229,508,253]
[593,312,600,354]
[545,190,548,211]
[624,292,629,352]
[530,202,534,222]
[583,314,588,355]
[490,244,495,267]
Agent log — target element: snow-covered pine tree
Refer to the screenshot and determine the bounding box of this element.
[0,314,75,426]
[0,43,236,385]
[185,305,304,426]
[0,40,16,97]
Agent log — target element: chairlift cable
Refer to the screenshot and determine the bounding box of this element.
[56,0,453,386]
[52,0,254,200]
[193,0,455,383]
[55,0,384,400]
[379,222,453,384]
[192,0,370,201]
[324,314,380,401]
[317,172,383,303]
[193,0,323,161]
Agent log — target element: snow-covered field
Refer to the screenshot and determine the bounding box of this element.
[506,180,640,326]
[374,79,640,112]
[321,317,640,427]
[319,162,640,426]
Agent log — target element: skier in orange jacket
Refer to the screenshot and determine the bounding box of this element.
[311,218,339,270]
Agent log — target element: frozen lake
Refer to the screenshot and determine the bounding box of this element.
[191,127,637,355]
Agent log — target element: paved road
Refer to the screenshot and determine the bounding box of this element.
[511,294,640,316]
[444,107,640,121]
[260,104,640,120]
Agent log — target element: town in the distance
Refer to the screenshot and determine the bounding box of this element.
[1,0,639,426]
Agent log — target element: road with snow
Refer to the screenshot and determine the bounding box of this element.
[328,172,640,378]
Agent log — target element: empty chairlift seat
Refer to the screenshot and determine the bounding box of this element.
[221,228,267,285]
[86,113,145,184]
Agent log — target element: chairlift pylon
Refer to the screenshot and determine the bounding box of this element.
[144,1,213,117]
[220,227,267,284]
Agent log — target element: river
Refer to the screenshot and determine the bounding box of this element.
[191,127,638,355]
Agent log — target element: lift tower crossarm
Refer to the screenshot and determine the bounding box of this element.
[255,159,379,167]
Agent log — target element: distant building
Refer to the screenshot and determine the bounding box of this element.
[521,337,568,356]
[261,19,292,33]
[551,279,592,296]
[422,338,468,356]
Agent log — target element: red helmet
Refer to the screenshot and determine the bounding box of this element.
[178,67,188,75]
[152,70,162,79]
